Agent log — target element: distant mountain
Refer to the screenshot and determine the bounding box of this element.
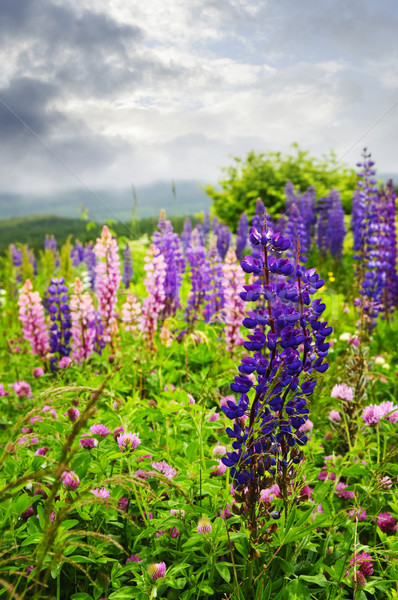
[0,180,213,221]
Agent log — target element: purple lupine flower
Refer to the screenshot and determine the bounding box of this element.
[377,179,398,314]
[139,245,167,348]
[94,226,121,344]
[216,223,232,260]
[203,211,211,238]
[153,210,185,317]
[285,202,308,263]
[45,277,72,371]
[236,212,248,260]
[222,216,331,498]
[203,240,225,323]
[84,243,97,290]
[70,240,85,267]
[185,228,211,327]
[10,244,23,282]
[147,562,166,581]
[44,235,60,267]
[93,311,106,355]
[122,243,133,289]
[317,189,346,260]
[181,218,192,255]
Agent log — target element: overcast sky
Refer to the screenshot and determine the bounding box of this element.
[0,0,397,194]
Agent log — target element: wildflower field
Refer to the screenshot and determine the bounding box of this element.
[0,150,398,600]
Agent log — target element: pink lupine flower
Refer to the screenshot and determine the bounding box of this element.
[208,412,220,422]
[12,381,32,398]
[139,245,167,349]
[90,423,111,437]
[79,435,97,449]
[147,562,166,581]
[260,484,281,503]
[336,482,354,499]
[94,226,122,344]
[362,404,384,426]
[117,432,141,453]
[197,516,212,533]
[349,507,367,521]
[35,447,50,456]
[212,444,227,457]
[0,384,9,397]
[70,278,96,363]
[65,407,80,422]
[150,460,176,480]
[61,471,79,491]
[126,554,141,564]
[329,410,341,422]
[330,384,353,402]
[377,512,397,533]
[222,249,247,354]
[18,280,50,358]
[90,487,110,499]
[121,293,142,334]
[210,459,227,477]
[33,367,44,378]
[58,356,72,368]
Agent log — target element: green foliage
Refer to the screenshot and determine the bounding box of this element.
[204,144,357,229]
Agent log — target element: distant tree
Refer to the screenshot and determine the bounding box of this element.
[204,144,357,230]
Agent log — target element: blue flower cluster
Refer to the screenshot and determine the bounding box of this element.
[221,218,331,493]
[122,243,133,289]
[236,212,248,260]
[317,189,346,260]
[46,277,72,370]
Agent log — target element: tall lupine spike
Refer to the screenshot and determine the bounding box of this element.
[44,235,60,267]
[327,189,346,260]
[216,223,232,261]
[45,277,72,371]
[285,204,308,263]
[94,225,121,345]
[181,219,192,255]
[203,239,225,323]
[223,215,331,523]
[122,293,142,334]
[317,189,345,260]
[153,210,185,318]
[236,212,248,260]
[379,180,398,312]
[222,249,246,354]
[185,228,211,328]
[70,240,85,267]
[352,149,386,328]
[70,277,96,363]
[122,243,133,289]
[203,211,211,237]
[299,186,316,252]
[139,245,167,349]
[84,243,97,290]
[18,279,50,359]
[10,244,23,283]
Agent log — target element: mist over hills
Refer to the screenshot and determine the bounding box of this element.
[0,180,212,222]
